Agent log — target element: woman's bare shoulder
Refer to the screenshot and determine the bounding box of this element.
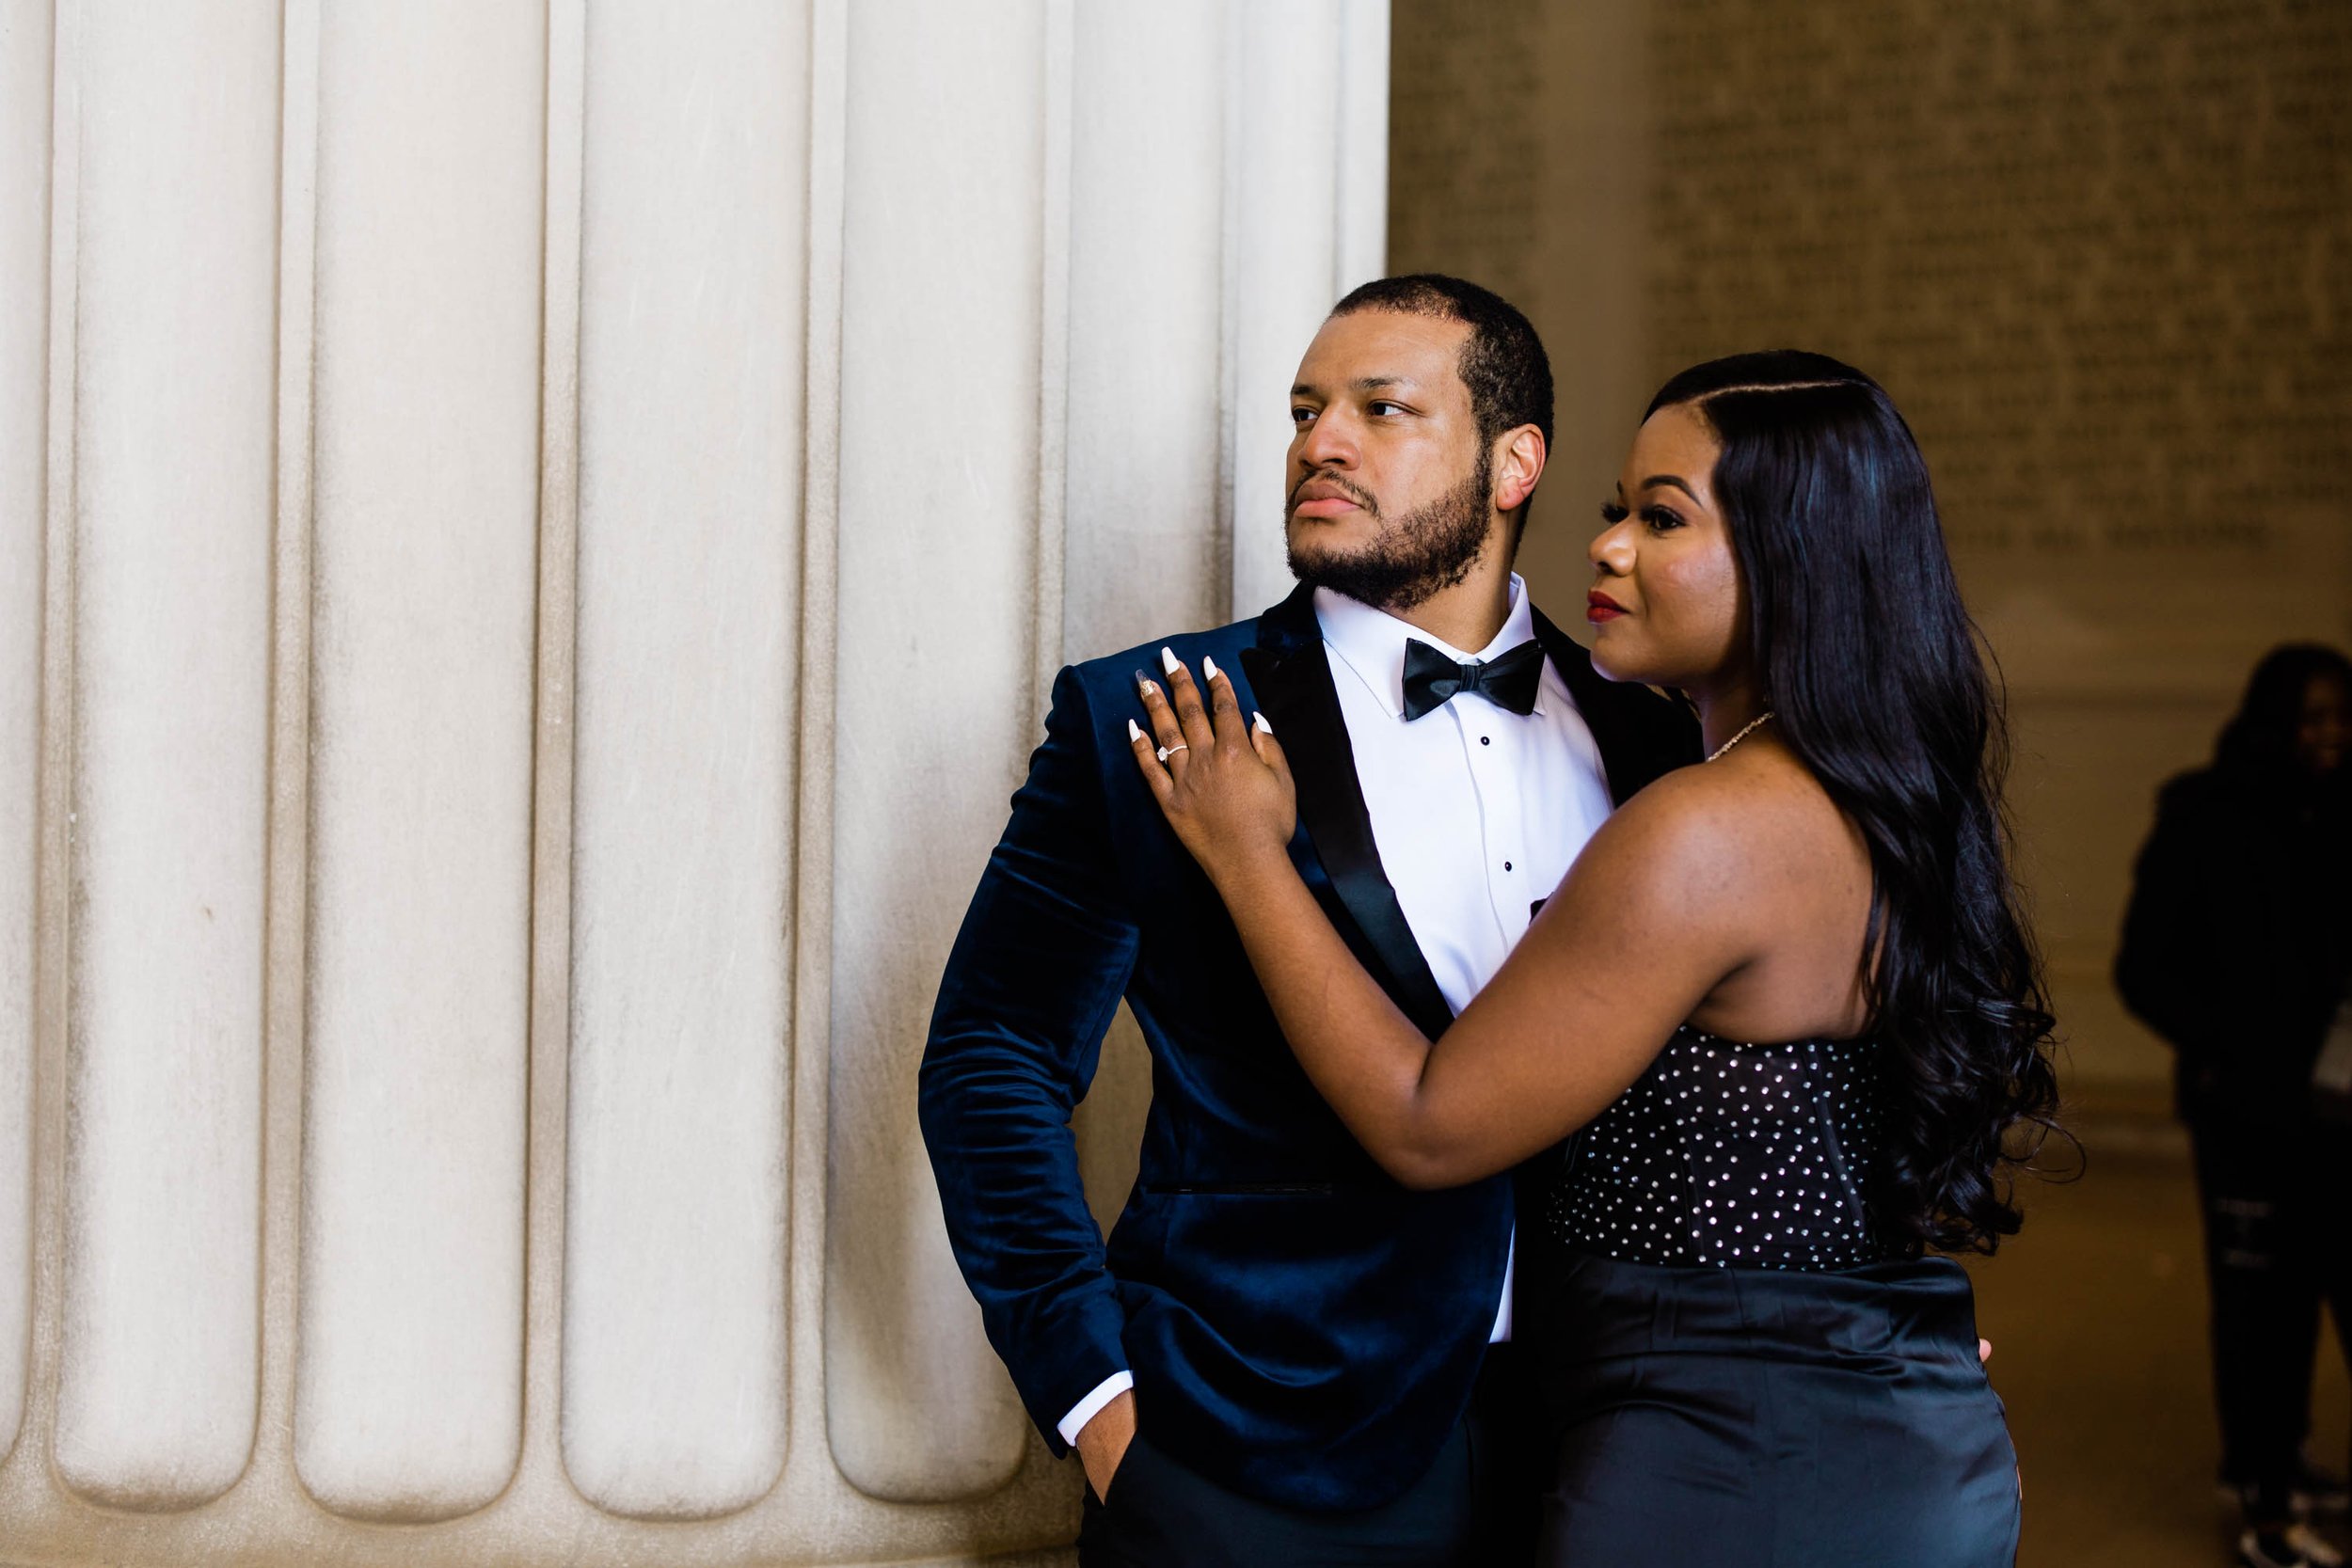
[1572,747,1859,916]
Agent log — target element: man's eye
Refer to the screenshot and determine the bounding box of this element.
[1367,400,1405,417]
[1291,406,1316,425]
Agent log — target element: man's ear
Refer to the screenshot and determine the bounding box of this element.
[1492,424,1547,514]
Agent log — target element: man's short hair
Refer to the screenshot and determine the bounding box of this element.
[1329,274,1553,457]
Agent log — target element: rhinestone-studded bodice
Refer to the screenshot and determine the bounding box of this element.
[1545,1023,1896,1272]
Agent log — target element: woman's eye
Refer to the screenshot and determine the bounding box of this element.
[1598,501,1629,524]
[1642,505,1686,531]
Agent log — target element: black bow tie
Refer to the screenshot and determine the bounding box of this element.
[1400,638,1544,721]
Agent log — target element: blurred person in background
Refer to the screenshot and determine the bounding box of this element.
[2118,643,2352,1568]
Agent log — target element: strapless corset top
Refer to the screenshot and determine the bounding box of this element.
[1544,1022,1897,1272]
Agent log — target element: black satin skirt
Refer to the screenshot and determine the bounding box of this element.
[1528,1247,2022,1567]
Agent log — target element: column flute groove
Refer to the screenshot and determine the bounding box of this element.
[787,0,846,1522]
[24,0,79,1502]
[1213,0,1244,626]
[1033,0,1074,713]
[521,0,585,1512]
[260,0,321,1495]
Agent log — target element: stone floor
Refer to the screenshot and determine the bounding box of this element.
[1970,1125,2350,1567]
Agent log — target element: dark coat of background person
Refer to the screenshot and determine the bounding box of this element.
[2116,666,2352,1124]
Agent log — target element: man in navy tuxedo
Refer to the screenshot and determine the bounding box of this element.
[919,276,1698,1564]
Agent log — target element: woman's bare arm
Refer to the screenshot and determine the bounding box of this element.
[1132,656,1764,1189]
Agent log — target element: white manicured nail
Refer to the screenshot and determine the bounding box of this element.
[1202,655,1220,682]
[1128,719,1144,743]
[1161,646,1181,675]
[1253,711,1273,735]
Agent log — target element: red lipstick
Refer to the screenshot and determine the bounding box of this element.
[1586,590,1626,624]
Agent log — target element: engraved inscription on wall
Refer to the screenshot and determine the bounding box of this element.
[1388,0,1544,309]
[1387,0,2352,1088]
[1643,0,2352,561]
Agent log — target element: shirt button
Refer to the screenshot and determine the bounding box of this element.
[1480,736,1491,746]
[1504,862,1514,871]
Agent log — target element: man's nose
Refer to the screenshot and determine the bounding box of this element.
[1298,410,1358,469]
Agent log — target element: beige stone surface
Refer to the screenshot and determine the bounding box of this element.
[298,0,546,1521]
[54,0,278,1512]
[563,0,805,1521]
[824,0,1049,1508]
[0,0,1391,1561]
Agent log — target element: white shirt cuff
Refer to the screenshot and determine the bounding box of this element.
[1057,1370,1135,1448]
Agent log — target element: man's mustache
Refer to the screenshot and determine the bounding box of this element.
[1287,470,1380,516]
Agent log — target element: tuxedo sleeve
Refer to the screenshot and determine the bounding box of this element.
[918,664,1141,1453]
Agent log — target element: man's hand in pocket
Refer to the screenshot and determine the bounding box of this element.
[1076,1390,1137,1501]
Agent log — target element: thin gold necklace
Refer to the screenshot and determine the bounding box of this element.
[1707,710,1776,763]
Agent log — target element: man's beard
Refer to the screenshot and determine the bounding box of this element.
[1284,451,1493,614]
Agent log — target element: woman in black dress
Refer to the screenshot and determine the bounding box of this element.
[1126,352,2054,1563]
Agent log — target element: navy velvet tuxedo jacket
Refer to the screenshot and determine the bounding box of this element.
[917,584,1698,1512]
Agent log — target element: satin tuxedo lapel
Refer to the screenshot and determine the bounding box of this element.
[1240,585,1455,1041]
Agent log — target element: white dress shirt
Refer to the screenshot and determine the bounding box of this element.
[1057,575,1616,1446]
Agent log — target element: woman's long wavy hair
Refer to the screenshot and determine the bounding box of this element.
[1645,351,2063,1255]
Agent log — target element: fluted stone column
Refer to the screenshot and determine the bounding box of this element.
[0,1,1387,1562]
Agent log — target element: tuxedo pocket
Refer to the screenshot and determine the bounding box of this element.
[1100,1432,1152,1507]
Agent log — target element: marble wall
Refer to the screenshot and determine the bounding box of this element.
[0,1,1388,1562]
[1391,0,2352,1101]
